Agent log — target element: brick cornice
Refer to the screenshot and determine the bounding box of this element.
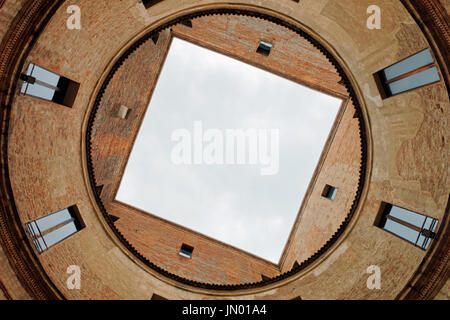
[0,0,66,300]
[0,279,12,300]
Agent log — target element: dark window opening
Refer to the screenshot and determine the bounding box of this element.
[179,243,194,258]
[151,293,167,300]
[108,214,120,223]
[151,33,160,45]
[142,0,164,9]
[25,206,85,253]
[256,41,273,56]
[375,202,439,250]
[95,185,104,196]
[374,49,440,98]
[180,19,193,28]
[20,63,79,107]
[261,274,271,281]
[322,185,338,200]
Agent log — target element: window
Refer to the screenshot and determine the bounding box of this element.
[375,202,438,250]
[25,206,85,253]
[151,293,167,300]
[142,0,164,9]
[20,62,80,107]
[108,214,120,223]
[179,243,194,258]
[152,34,160,45]
[95,185,103,196]
[179,19,193,28]
[322,185,338,200]
[261,274,271,281]
[374,49,440,98]
[256,41,273,56]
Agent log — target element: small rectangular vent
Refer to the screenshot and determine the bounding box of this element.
[117,105,130,119]
[256,41,273,56]
[322,185,338,200]
[179,243,194,258]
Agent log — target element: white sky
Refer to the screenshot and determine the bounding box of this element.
[116,37,342,263]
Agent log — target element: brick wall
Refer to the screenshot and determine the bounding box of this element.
[3,0,448,299]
